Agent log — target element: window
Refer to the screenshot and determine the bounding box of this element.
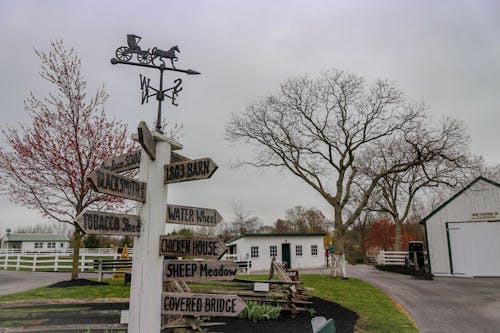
[270,245,277,257]
[250,246,259,258]
[47,242,56,249]
[60,243,64,248]
[34,242,43,249]
[311,244,318,256]
[295,245,303,257]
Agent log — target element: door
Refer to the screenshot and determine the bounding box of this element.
[448,221,500,277]
[281,243,291,268]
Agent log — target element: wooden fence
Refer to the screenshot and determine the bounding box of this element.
[0,251,126,272]
[376,251,408,266]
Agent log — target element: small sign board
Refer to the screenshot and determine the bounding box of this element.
[170,152,190,163]
[162,292,246,317]
[159,235,227,259]
[164,158,218,184]
[253,282,270,292]
[471,211,500,221]
[76,210,141,236]
[101,150,141,173]
[162,260,239,282]
[137,121,155,160]
[166,204,223,227]
[88,168,146,202]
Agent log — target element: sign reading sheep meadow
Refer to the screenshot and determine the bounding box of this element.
[162,260,238,282]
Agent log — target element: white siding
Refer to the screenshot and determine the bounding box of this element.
[226,235,325,271]
[426,179,500,277]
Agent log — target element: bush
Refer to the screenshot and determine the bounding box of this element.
[238,301,282,322]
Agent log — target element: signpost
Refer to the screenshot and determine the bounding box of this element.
[166,204,223,227]
[76,210,141,236]
[162,260,238,281]
[101,150,141,173]
[159,235,227,259]
[164,158,218,184]
[162,292,246,317]
[88,168,146,202]
[137,121,155,160]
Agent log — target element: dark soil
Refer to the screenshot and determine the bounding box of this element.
[205,297,358,333]
[375,265,433,280]
[48,279,109,288]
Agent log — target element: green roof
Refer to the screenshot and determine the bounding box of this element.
[4,234,70,242]
[227,233,326,244]
[420,176,500,225]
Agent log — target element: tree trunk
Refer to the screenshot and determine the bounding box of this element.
[331,215,347,278]
[394,220,402,251]
[71,224,82,280]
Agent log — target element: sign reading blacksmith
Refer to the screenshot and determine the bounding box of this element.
[163,260,239,282]
[159,235,227,259]
[162,292,246,317]
[164,158,218,184]
[166,204,223,227]
[88,168,146,202]
[76,210,141,236]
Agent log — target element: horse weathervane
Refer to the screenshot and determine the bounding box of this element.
[111,34,200,133]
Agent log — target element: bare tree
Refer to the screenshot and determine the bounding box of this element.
[0,41,134,279]
[366,117,471,250]
[226,69,460,277]
[229,201,262,235]
[283,206,328,233]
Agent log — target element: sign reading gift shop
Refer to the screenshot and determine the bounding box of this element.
[162,292,246,317]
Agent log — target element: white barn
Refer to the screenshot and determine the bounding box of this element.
[223,233,326,271]
[1,233,70,252]
[421,177,500,277]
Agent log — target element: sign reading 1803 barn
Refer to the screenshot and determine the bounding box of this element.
[162,260,238,281]
[76,210,141,236]
[162,292,246,317]
[164,158,218,184]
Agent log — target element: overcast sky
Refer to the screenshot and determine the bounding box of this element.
[1,0,500,233]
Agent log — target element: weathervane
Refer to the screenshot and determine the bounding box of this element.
[111,34,200,133]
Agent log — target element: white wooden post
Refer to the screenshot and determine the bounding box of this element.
[4,253,8,270]
[80,253,86,272]
[54,254,59,272]
[32,254,37,272]
[128,132,181,333]
[16,254,20,271]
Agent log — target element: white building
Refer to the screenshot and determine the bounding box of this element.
[223,233,326,271]
[1,233,70,252]
[421,177,500,277]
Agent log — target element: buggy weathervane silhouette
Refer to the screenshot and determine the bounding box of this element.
[115,34,180,68]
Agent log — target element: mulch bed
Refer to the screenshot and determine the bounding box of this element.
[48,279,109,288]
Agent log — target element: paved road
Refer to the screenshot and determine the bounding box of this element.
[0,270,96,296]
[346,265,500,333]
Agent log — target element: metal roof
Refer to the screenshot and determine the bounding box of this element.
[226,233,326,244]
[4,234,70,242]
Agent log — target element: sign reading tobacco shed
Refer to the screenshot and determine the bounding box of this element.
[159,235,227,259]
[76,210,141,236]
[88,168,146,202]
[162,292,246,317]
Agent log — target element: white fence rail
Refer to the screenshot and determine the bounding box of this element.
[0,250,132,272]
[0,248,129,255]
[376,251,408,266]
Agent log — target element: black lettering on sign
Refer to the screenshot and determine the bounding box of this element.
[162,292,246,316]
[162,260,238,281]
[76,210,141,236]
[164,158,218,184]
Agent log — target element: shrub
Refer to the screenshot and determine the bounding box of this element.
[237,301,282,322]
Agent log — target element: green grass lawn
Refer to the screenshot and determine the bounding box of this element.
[0,274,418,333]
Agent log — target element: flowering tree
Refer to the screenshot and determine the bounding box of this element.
[0,40,135,279]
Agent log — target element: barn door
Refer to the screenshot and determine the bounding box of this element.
[281,243,291,268]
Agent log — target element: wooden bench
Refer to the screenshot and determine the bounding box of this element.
[93,259,132,282]
[235,260,252,271]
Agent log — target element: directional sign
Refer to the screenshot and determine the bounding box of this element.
[162,292,246,317]
[159,235,227,259]
[170,152,190,163]
[101,150,141,173]
[164,158,218,184]
[137,121,155,160]
[88,168,146,202]
[163,260,238,282]
[76,210,141,236]
[166,204,223,227]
